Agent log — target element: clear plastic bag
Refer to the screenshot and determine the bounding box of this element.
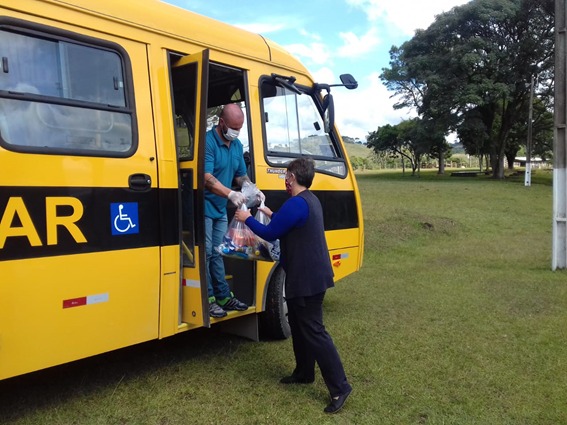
[254,202,280,261]
[217,205,273,261]
[241,180,262,208]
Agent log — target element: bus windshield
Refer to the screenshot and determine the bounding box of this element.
[261,80,346,177]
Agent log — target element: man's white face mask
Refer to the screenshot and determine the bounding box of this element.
[223,126,240,141]
[221,118,240,141]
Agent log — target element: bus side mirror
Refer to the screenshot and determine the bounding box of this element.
[340,74,358,90]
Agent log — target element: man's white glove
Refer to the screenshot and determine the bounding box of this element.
[228,190,246,207]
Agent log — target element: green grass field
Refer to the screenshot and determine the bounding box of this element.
[1,169,566,425]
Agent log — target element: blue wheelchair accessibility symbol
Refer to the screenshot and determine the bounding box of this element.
[110,202,139,235]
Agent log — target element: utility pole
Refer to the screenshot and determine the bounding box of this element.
[553,0,567,269]
[525,75,535,187]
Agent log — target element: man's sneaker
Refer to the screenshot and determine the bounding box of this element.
[220,297,248,311]
[209,301,227,318]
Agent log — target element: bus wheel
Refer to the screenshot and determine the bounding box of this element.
[260,267,291,340]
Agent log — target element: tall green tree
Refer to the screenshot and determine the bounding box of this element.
[367,118,439,176]
[381,0,554,179]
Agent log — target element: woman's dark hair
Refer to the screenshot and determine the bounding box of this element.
[287,157,315,188]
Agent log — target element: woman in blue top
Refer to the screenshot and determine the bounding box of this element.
[234,157,352,414]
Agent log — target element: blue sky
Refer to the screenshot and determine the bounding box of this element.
[164,0,470,140]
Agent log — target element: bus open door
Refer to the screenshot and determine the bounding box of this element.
[170,50,260,340]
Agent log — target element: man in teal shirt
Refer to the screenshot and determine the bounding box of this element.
[204,104,258,317]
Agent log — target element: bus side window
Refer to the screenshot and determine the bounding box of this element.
[170,54,198,265]
[0,27,134,156]
[0,89,38,146]
[171,61,197,161]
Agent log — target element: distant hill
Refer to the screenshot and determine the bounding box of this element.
[344,142,372,158]
[343,135,366,145]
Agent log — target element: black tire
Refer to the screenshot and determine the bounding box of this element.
[259,267,291,340]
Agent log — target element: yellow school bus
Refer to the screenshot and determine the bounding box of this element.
[0,0,364,380]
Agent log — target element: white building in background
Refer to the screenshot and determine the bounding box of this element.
[514,156,551,169]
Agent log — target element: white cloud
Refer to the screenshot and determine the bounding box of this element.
[312,67,336,85]
[337,27,381,58]
[284,42,332,66]
[329,72,415,140]
[346,0,471,35]
[299,28,321,41]
[286,27,380,68]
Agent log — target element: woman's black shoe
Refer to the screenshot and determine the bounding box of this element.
[279,375,314,384]
[324,388,352,414]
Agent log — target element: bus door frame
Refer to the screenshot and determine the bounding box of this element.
[172,49,210,330]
